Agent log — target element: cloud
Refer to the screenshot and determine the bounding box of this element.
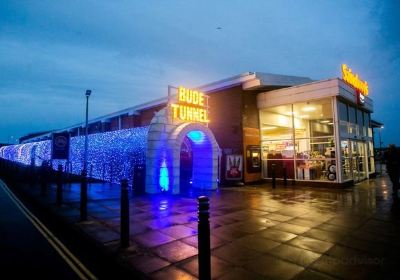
[0,0,399,144]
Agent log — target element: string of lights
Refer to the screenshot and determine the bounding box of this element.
[0,127,149,184]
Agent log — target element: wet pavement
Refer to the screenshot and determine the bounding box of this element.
[13,172,400,280]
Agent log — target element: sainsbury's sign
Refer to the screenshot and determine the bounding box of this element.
[341,64,369,96]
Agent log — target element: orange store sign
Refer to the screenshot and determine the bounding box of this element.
[341,64,369,96]
[171,87,210,123]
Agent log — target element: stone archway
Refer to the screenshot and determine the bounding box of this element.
[146,108,219,194]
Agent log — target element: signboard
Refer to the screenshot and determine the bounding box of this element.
[355,89,365,105]
[225,154,243,180]
[171,86,210,123]
[341,64,368,105]
[51,132,70,160]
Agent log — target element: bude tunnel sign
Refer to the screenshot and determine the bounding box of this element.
[171,86,210,123]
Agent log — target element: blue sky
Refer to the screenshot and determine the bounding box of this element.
[0,1,399,145]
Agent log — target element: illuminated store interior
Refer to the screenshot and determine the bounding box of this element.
[260,98,336,182]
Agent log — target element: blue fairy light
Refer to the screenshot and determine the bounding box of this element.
[0,127,149,186]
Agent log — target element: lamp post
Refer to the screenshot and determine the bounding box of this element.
[379,126,383,174]
[83,89,91,174]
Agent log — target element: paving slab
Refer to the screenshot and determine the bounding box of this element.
[14,172,400,279]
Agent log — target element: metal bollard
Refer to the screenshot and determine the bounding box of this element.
[120,179,130,248]
[271,163,276,189]
[283,165,287,186]
[56,164,63,206]
[80,169,88,221]
[198,196,211,280]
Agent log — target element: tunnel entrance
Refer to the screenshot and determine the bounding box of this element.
[179,137,193,193]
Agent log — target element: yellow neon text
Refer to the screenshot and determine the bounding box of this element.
[178,87,205,106]
[342,64,369,96]
[171,104,210,123]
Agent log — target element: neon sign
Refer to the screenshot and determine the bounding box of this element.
[171,87,210,123]
[341,64,368,96]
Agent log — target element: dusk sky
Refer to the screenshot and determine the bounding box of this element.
[1,1,399,145]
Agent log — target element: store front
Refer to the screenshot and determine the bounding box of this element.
[257,68,374,185]
[2,70,376,189]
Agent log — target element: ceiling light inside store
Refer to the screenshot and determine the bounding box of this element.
[299,115,309,119]
[320,120,330,123]
[328,122,334,125]
[285,111,297,115]
[262,126,277,130]
[302,106,316,112]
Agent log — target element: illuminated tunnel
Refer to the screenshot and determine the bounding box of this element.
[146,109,219,194]
[0,127,149,184]
[0,109,219,194]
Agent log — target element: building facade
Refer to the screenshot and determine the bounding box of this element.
[1,69,377,193]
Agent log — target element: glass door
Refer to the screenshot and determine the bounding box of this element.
[350,141,367,182]
[357,142,367,180]
[340,140,352,181]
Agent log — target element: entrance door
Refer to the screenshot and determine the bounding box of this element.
[350,141,367,182]
[180,137,193,192]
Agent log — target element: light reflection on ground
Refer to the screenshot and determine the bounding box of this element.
[16,170,400,279]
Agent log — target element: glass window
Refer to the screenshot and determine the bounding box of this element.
[338,101,348,121]
[338,101,348,135]
[348,106,356,123]
[340,140,352,180]
[261,140,295,179]
[260,98,336,182]
[292,99,335,182]
[348,106,357,135]
[364,112,372,137]
[357,109,364,136]
[259,105,293,140]
[260,105,295,179]
[368,141,375,174]
[296,159,336,181]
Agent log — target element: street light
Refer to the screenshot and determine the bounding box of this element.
[83,89,91,175]
[379,125,383,174]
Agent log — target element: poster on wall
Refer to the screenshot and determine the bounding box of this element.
[225,154,243,180]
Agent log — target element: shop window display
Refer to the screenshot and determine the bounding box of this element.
[295,137,336,181]
[261,140,294,179]
[260,98,336,182]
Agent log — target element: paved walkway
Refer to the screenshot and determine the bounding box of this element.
[14,174,400,280]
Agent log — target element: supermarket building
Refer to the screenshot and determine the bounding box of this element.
[3,67,379,193]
